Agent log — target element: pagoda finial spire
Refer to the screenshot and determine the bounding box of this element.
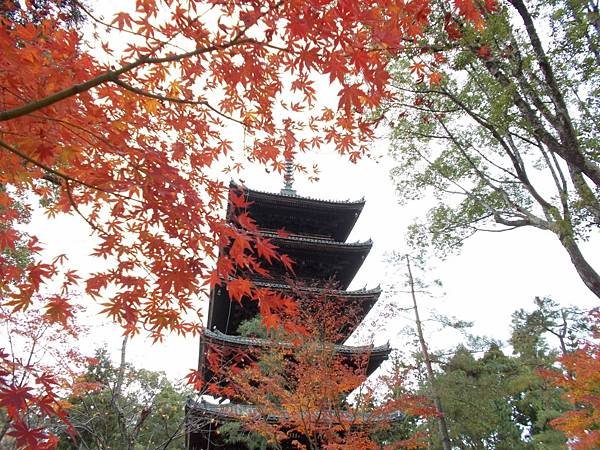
[281,156,296,195]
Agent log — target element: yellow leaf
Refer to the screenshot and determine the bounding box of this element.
[144,99,159,114]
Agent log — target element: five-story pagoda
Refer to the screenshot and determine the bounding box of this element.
[186,171,391,449]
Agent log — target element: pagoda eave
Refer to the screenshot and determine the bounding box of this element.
[251,280,382,299]
[231,181,366,209]
[260,235,372,289]
[229,181,365,241]
[186,399,405,425]
[265,232,372,251]
[206,281,382,338]
[201,330,390,376]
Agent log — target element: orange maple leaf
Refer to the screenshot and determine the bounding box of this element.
[429,71,443,86]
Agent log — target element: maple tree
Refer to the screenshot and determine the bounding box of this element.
[203,286,435,449]
[0,0,492,332]
[545,311,600,450]
[0,304,89,449]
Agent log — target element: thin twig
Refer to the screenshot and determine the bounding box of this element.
[0,138,141,202]
[113,79,247,126]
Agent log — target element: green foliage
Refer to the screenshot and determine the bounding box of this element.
[431,346,526,449]
[237,316,269,338]
[386,0,600,296]
[377,297,589,449]
[57,348,189,450]
[219,421,271,450]
[418,341,568,449]
[511,296,589,358]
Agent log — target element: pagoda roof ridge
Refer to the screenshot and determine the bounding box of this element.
[187,399,405,424]
[230,180,366,207]
[262,230,372,248]
[252,280,382,297]
[203,329,391,357]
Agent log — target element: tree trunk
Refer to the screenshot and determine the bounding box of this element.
[0,420,11,445]
[559,234,600,299]
[114,334,128,404]
[405,256,453,450]
[507,0,600,189]
[112,335,135,450]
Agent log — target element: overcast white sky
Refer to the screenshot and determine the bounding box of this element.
[23,1,600,381]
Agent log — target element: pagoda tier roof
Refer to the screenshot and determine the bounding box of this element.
[253,281,382,296]
[262,231,372,248]
[202,329,390,377]
[233,182,366,207]
[229,182,365,242]
[255,233,372,290]
[207,282,382,341]
[186,399,405,424]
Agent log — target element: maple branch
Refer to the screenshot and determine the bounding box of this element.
[4,313,17,385]
[0,37,253,122]
[5,89,149,186]
[18,324,46,387]
[30,113,150,176]
[0,0,284,124]
[64,180,107,236]
[0,138,139,202]
[257,41,291,53]
[112,79,246,126]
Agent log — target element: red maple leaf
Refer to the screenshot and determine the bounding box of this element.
[236,212,258,232]
[478,45,492,59]
[0,228,18,251]
[44,296,74,324]
[230,233,252,266]
[0,386,34,416]
[185,369,205,390]
[255,237,278,264]
[276,228,290,238]
[28,263,55,291]
[409,62,426,77]
[455,0,484,29]
[444,13,463,40]
[229,190,252,209]
[429,71,443,86]
[227,277,253,303]
[279,254,295,274]
[8,421,48,449]
[262,312,281,330]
